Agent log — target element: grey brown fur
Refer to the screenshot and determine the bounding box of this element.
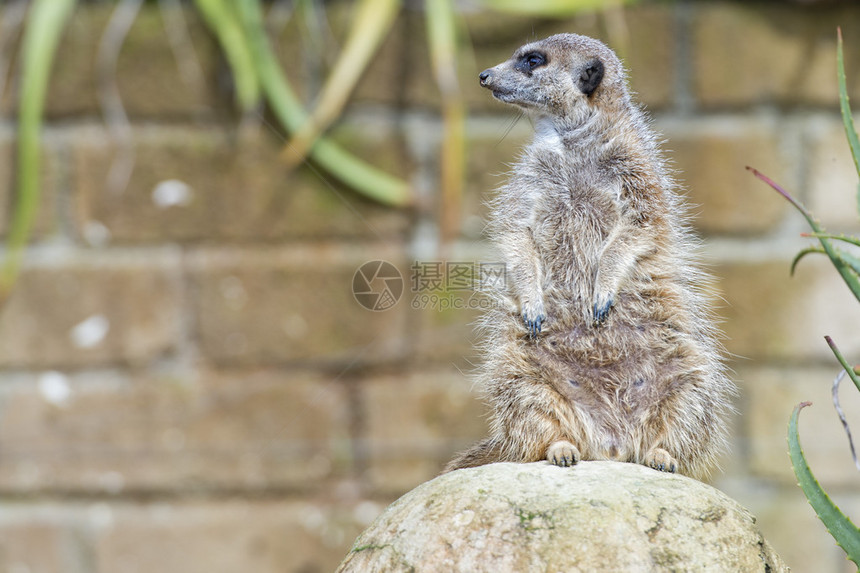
[445,34,735,479]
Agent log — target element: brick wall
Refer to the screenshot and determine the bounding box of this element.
[1,2,860,572]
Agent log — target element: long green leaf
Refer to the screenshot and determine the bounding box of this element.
[427,0,465,245]
[235,0,411,206]
[837,28,860,209]
[283,0,401,166]
[193,0,260,111]
[789,402,860,566]
[790,246,826,276]
[480,0,636,17]
[748,166,860,303]
[838,248,860,276]
[3,0,77,294]
[826,336,860,394]
[799,234,860,276]
[805,232,860,248]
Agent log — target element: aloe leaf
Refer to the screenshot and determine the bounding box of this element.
[790,246,826,276]
[748,166,860,304]
[282,0,401,166]
[2,0,77,295]
[826,336,860,394]
[804,232,860,248]
[796,245,860,281]
[837,28,860,193]
[480,0,636,17]
[235,0,411,206]
[831,370,860,471]
[790,402,860,566]
[837,248,860,277]
[193,0,260,111]
[427,0,465,245]
[798,234,860,275]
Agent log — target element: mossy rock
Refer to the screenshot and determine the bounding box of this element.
[337,461,786,572]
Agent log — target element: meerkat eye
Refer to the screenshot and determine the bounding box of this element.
[578,59,605,96]
[516,52,547,74]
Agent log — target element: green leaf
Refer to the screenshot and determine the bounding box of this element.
[789,402,860,566]
[193,0,260,111]
[235,0,412,207]
[805,232,860,249]
[838,248,860,277]
[3,0,77,294]
[837,28,860,202]
[426,0,466,244]
[480,0,636,17]
[800,234,860,276]
[748,166,860,304]
[283,0,401,166]
[826,336,860,395]
[790,246,826,276]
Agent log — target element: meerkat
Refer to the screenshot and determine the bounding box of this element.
[444,34,735,480]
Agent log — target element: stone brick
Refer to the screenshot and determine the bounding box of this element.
[807,116,860,231]
[693,3,860,108]
[410,292,483,368]
[661,117,792,236]
[0,131,63,240]
[72,126,410,244]
[189,248,410,367]
[466,4,676,111]
[0,253,181,369]
[464,121,530,235]
[0,520,81,573]
[714,255,860,362]
[0,369,351,493]
[740,365,860,488]
[3,5,221,119]
[92,499,375,573]
[362,368,490,493]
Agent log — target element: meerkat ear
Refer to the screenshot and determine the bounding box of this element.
[578,59,604,97]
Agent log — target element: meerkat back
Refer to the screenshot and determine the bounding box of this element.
[444,34,735,480]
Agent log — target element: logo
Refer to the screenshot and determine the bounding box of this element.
[352,260,404,311]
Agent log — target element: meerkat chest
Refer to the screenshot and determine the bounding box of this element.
[524,165,621,255]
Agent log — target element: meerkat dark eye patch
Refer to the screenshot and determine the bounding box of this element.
[578,59,604,96]
[515,51,547,74]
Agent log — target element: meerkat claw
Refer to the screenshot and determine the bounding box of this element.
[523,314,544,338]
[645,448,678,474]
[521,301,546,339]
[547,440,580,467]
[593,297,613,325]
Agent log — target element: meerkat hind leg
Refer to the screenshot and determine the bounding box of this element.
[546,439,581,467]
[643,447,678,473]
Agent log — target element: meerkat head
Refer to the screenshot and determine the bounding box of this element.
[478,34,627,121]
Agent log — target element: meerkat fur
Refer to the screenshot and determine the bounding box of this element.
[444,34,735,480]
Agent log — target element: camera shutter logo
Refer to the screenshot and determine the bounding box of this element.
[352,261,404,311]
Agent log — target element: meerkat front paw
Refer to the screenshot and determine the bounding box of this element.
[521,299,546,339]
[644,447,678,473]
[592,291,614,325]
[546,440,580,467]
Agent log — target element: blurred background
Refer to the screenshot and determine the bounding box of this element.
[1,0,860,571]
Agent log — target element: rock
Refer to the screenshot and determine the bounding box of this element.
[337,461,787,572]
